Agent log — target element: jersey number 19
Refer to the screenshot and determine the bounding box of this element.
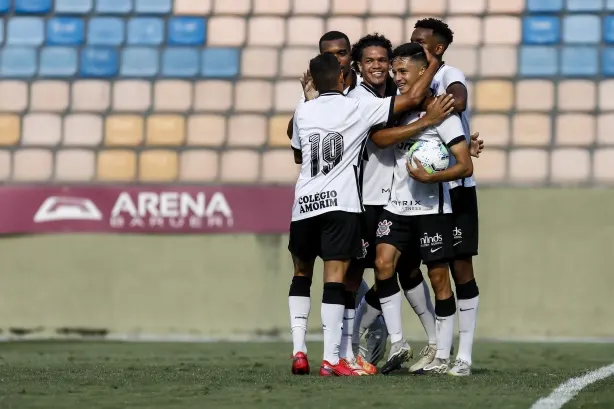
[308,132,344,177]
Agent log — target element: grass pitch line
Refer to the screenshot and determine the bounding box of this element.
[530,362,614,409]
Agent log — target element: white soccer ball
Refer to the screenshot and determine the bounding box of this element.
[406,139,450,174]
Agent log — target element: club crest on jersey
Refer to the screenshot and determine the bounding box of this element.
[357,239,369,259]
[376,220,392,237]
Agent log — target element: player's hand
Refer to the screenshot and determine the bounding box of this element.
[424,94,454,126]
[470,132,484,158]
[300,70,319,101]
[406,158,432,183]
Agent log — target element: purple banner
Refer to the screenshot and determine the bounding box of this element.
[0,186,294,234]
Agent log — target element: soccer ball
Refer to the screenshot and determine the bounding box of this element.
[406,139,450,174]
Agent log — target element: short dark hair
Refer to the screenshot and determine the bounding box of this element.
[319,31,350,53]
[414,18,454,46]
[309,53,341,91]
[392,43,428,66]
[350,33,393,73]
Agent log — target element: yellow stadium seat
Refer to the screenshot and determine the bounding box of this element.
[332,0,367,14]
[471,115,510,147]
[220,150,260,182]
[146,115,185,146]
[97,150,137,181]
[488,0,525,13]
[594,148,614,183]
[235,80,273,112]
[550,149,590,184]
[241,48,279,78]
[72,80,110,112]
[444,47,478,77]
[287,17,324,46]
[0,150,10,181]
[22,114,62,146]
[154,80,193,112]
[253,0,290,14]
[30,81,69,112]
[558,80,595,112]
[174,0,211,14]
[369,0,407,14]
[0,81,27,112]
[105,115,144,146]
[0,114,21,146]
[475,80,514,112]
[139,150,179,182]
[227,115,266,147]
[480,47,517,77]
[63,114,103,146]
[261,149,300,183]
[366,18,403,45]
[410,0,446,14]
[293,0,330,15]
[473,148,507,184]
[13,149,53,181]
[509,149,548,184]
[326,18,364,43]
[113,80,151,112]
[269,115,292,147]
[597,114,614,145]
[281,47,319,78]
[214,0,250,14]
[515,80,554,111]
[449,0,486,14]
[555,114,595,147]
[275,80,303,112]
[512,114,551,146]
[445,17,482,45]
[194,81,233,112]
[206,17,246,46]
[187,115,226,146]
[483,16,521,44]
[180,150,219,182]
[248,17,285,46]
[55,149,95,181]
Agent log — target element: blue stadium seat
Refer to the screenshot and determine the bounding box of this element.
[7,17,44,46]
[162,48,199,77]
[563,15,600,44]
[567,0,603,11]
[80,47,118,77]
[0,0,9,13]
[0,20,4,43]
[127,18,164,45]
[95,0,132,13]
[88,17,124,46]
[607,0,614,10]
[46,18,84,45]
[0,47,37,77]
[120,47,159,77]
[604,16,614,43]
[201,48,240,78]
[168,17,206,46]
[55,0,92,13]
[15,0,51,13]
[135,0,171,13]
[602,48,614,76]
[527,0,563,11]
[561,47,598,76]
[519,46,558,76]
[39,47,78,77]
[522,16,560,45]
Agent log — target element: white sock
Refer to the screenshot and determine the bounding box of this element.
[340,308,355,360]
[322,302,344,365]
[435,313,455,360]
[289,296,310,355]
[380,291,404,344]
[457,296,479,365]
[353,297,382,344]
[404,280,437,345]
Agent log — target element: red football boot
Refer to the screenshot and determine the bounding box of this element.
[319,359,363,376]
[291,352,310,375]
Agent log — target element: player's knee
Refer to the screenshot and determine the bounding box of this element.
[398,268,424,291]
[374,256,395,280]
[427,264,451,293]
[451,258,475,285]
[292,255,315,277]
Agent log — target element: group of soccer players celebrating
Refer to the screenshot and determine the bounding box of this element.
[286,18,484,377]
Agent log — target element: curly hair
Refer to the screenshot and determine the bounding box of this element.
[350,33,393,73]
[414,18,454,46]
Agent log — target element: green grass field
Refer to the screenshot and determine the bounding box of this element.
[0,341,613,409]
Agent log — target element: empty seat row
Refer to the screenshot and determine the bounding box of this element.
[523,15,614,44]
[0,0,171,14]
[520,46,614,77]
[527,0,614,12]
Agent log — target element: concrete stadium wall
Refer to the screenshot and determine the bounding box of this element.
[1,188,613,341]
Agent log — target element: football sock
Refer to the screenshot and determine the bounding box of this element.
[321,282,345,365]
[456,279,480,365]
[340,291,356,360]
[376,277,404,344]
[288,275,311,355]
[434,295,456,360]
[355,286,383,343]
[401,274,437,345]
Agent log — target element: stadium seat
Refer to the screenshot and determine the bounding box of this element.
[603,48,614,76]
[0,20,3,43]
[0,115,21,145]
[113,80,151,112]
[563,15,600,44]
[444,47,478,77]
[369,0,406,14]
[561,47,598,76]
[15,0,51,13]
[186,115,226,146]
[522,16,560,45]
[472,149,507,184]
[410,0,446,14]
[526,0,563,12]
[46,18,84,45]
[253,0,290,14]
[487,0,525,13]
[509,149,549,184]
[515,80,555,111]
[605,17,614,44]
[139,150,179,182]
[0,47,36,77]
[287,17,324,46]
[180,150,219,182]
[22,113,62,146]
[13,149,53,181]
[519,46,557,76]
[206,17,245,46]
[39,47,78,77]
[484,16,521,45]
[220,150,260,182]
[242,48,278,79]
[512,114,551,146]
[593,148,614,183]
[471,115,510,147]
[193,81,233,112]
[248,17,285,46]
[558,80,596,111]
[30,81,69,112]
[555,114,595,146]
[120,48,159,77]
[281,47,318,77]
[168,17,206,45]
[480,47,517,77]
[227,115,267,147]
[566,0,602,11]
[599,81,614,111]
[80,47,119,78]
[268,115,292,147]
[71,80,110,112]
[174,0,211,15]
[201,48,239,78]
[0,151,10,181]
[63,114,103,146]
[135,0,171,13]
[235,81,273,112]
[550,148,590,184]
[95,0,132,13]
[55,0,92,13]
[214,0,251,14]
[154,80,192,112]
[332,0,367,14]
[275,80,302,112]
[97,150,137,181]
[88,17,124,46]
[162,48,199,78]
[445,17,481,46]
[261,150,301,183]
[293,0,330,15]
[55,149,95,181]
[366,18,403,45]
[475,80,514,112]
[105,115,144,146]
[146,115,185,146]
[7,17,44,45]
[608,0,614,10]
[127,18,164,45]
[448,0,486,13]
[0,81,28,112]
[0,0,9,13]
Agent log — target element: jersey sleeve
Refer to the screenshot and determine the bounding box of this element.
[298,91,306,104]
[357,96,395,128]
[291,107,301,150]
[441,67,467,90]
[435,114,466,147]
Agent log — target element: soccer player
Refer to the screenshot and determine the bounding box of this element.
[370,43,473,374]
[289,52,453,376]
[411,18,481,376]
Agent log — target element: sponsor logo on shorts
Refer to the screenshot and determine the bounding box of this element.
[430,246,442,253]
[420,232,443,248]
[453,227,462,240]
[357,239,369,259]
[376,220,392,237]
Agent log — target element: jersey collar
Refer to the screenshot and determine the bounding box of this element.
[319,90,345,96]
[360,81,384,98]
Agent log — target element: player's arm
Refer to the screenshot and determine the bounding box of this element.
[287,71,318,139]
[370,95,454,148]
[446,83,467,113]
